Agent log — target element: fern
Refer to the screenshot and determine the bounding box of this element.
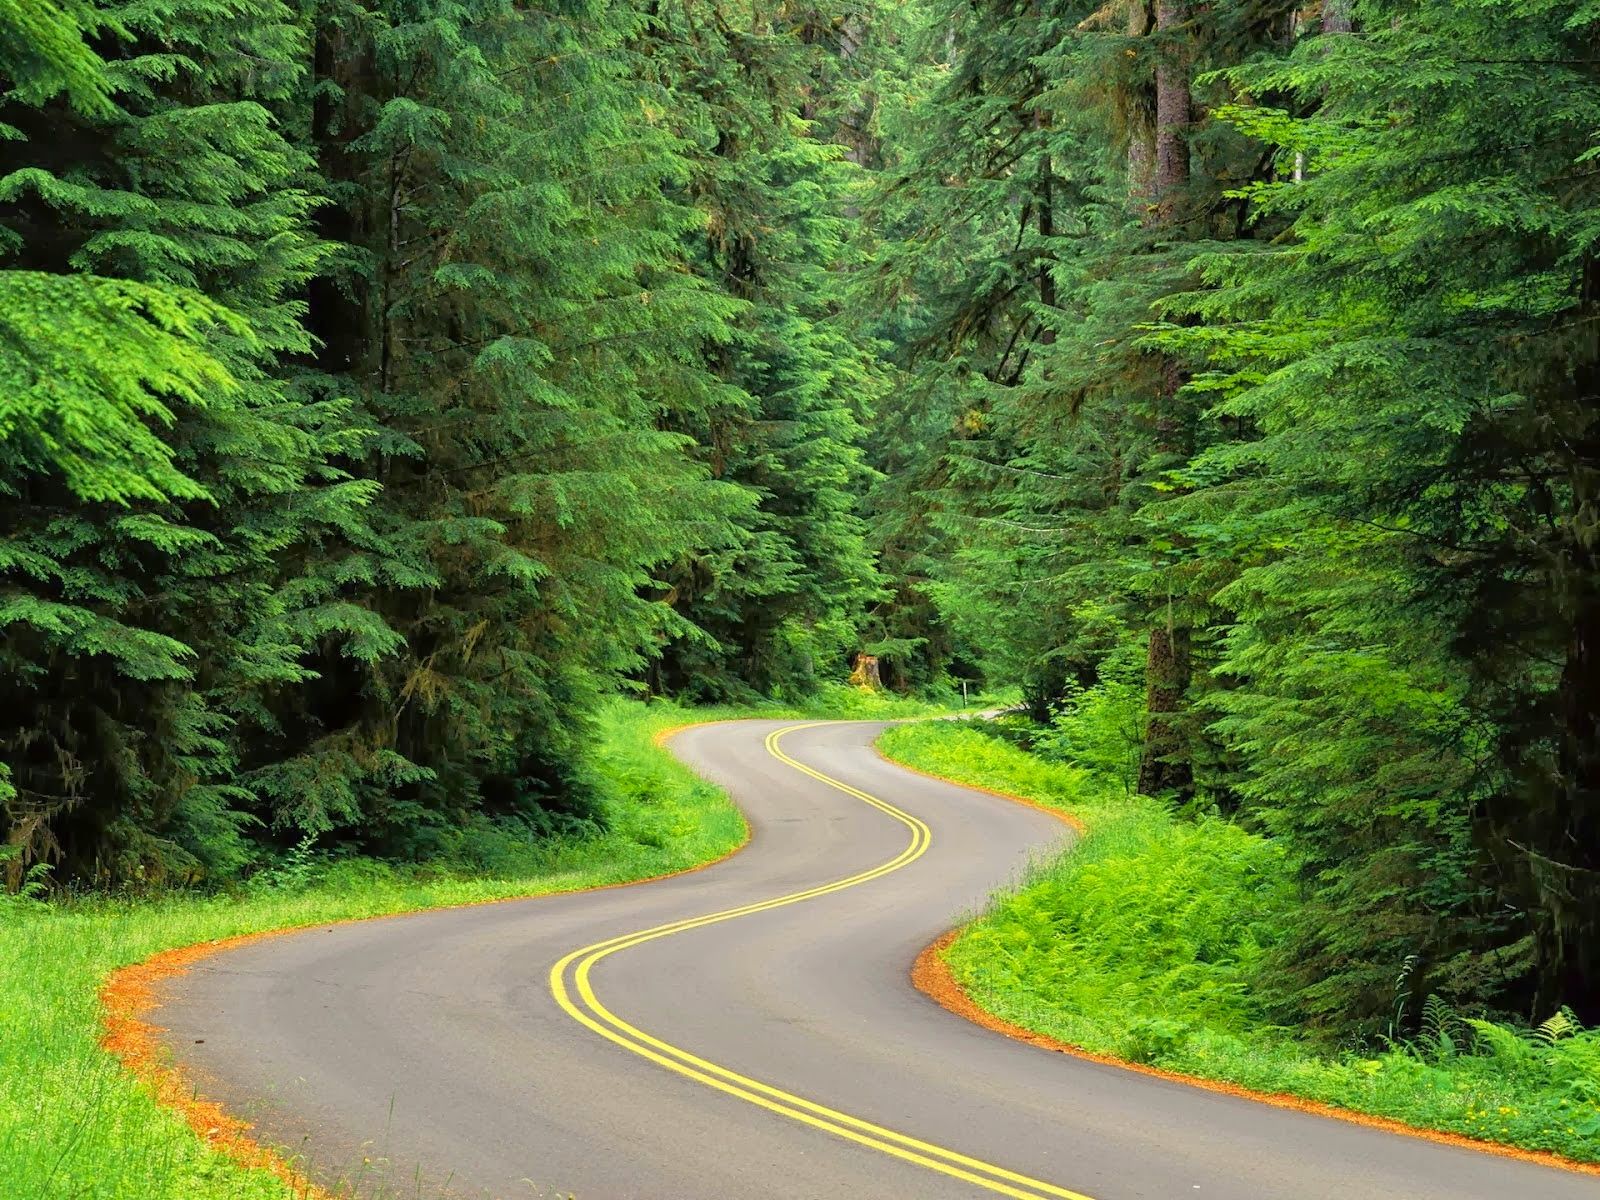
[1535,1010,1580,1045]
[1415,994,1464,1061]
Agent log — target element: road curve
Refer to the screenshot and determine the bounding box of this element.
[158,720,1593,1200]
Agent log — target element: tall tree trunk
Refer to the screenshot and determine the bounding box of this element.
[1034,2,1056,343]
[1539,590,1600,1018]
[307,16,374,380]
[1129,135,1154,206]
[300,13,383,744]
[1137,0,1195,798]
[1126,0,1154,208]
[1152,0,1190,224]
[1037,124,1056,345]
[1138,611,1191,796]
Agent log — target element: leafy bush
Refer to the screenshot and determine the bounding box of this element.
[242,835,326,896]
[1035,674,1146,795]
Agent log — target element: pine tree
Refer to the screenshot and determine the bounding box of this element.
[860,0,1286,746]
[0,0,372,883]
[1174,0,1600,1025]
[853,0,1080,707]
[262,0,752,849]
[640,1,883,701]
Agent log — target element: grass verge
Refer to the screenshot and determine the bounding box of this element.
[1,696,792,1200]
[876,719,1600,1170]
[0,685,1010,1200]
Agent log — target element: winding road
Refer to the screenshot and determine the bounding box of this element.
[158,720,1593,1199]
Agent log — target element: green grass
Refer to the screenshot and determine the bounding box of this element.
[877,720,1600,1165]
[0,699,752,1200]
[793,681,1015,721]
[0,687,991,1200]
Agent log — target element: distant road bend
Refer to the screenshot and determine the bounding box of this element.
[160,720,1593,1200]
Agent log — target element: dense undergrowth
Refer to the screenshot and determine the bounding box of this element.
[877,720,1600,1165]
[0,691,957,1200]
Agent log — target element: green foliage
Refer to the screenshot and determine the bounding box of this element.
[882,721,1285,1044]
[247,0,756,856]
[878,720,1102,814]
[0,0,374,886]
[0,0,891,886]
[0,273,242,505]
[955,806,1288,1042]
[0,0,113,115]
[1035,634,1147,795]
[861,0,1600,1035]
[880,719,1600,1164]
[640,3,885,701]
[1149,0,1600,1025]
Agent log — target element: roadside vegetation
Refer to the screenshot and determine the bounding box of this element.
[0,692,953,1200]
[879,719,1600,1167]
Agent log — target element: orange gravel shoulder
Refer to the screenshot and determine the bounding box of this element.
[100,929,331,1198]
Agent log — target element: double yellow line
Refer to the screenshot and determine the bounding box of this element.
[548,722,1096,1200]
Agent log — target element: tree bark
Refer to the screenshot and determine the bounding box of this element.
[1138,618,1192,796]
[1037,132,1057,344]
[1538,592,1600,1016]
[1530,249,1600,1018]
[307,17,374,380]
[1152,0,1190,225]
[1137,0,1195,799]
[1129,134,1154,208]
[849,653,883,691]
[1034,2,1057,343]
[1126,0,1154,208]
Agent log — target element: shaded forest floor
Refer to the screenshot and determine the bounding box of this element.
[877,722,1600,1170]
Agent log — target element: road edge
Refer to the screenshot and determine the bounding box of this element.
[97,718,754,1200]
[882,738,1600,1182]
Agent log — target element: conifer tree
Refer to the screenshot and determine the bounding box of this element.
[0,0,372,882]
[268,0,752,848]
[860,0,1286,745]
[854,0,1078,707]
[1176,0,1600,1024]
[639,1,883,701]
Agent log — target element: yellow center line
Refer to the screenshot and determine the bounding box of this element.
[549,722,1097,1200]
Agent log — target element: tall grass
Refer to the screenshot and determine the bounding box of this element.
[878,720,1600,1165]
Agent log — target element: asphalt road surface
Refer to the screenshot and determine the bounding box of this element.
[158,720,1595,1199]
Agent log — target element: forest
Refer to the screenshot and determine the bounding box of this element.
[5,0,1600,1080]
